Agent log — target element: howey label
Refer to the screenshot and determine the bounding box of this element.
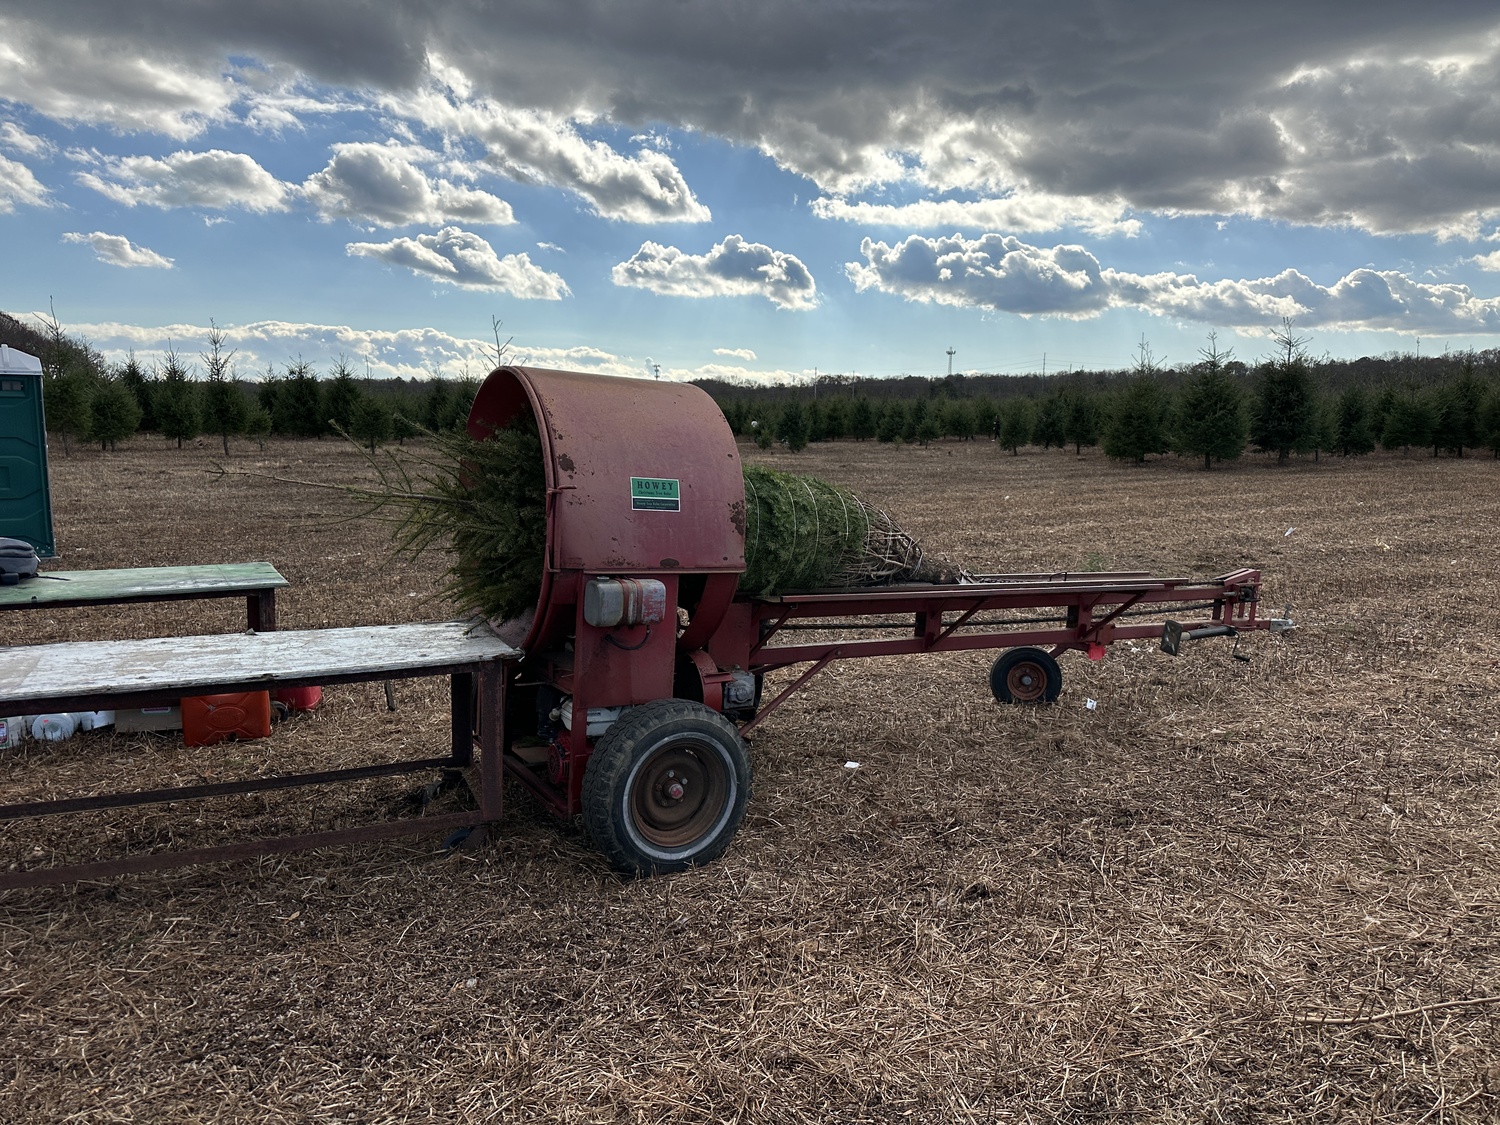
[630,477,681,512]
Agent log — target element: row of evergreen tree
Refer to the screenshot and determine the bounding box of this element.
[25,316,479,455]
[15,309,1500,465]
[713,329,1500,465]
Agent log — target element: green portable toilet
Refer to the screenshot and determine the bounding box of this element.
[0,344,56,558]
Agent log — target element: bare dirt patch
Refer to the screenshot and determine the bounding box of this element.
[3,435,1498,1123]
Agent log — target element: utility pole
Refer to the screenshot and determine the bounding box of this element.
[653,363,661,380]
[946,347,955,377]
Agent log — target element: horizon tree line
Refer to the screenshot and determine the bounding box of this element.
[20,309,1500,464]
[27,313,480,456]
[713,323,1500,466]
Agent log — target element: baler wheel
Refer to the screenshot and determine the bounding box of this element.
[582,699,752,876]
[989,647,1062,704]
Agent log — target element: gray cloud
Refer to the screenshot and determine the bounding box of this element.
[346,226,570,298]
[6,4,1500,236]
[62,230,174,268]
[0,14,236,137]
[302,142,514,226]
[849,233,1500,334]
[612,235,817,309]
[77,149,290,211]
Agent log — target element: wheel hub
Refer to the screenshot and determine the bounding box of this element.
[1007,662,1045,701]
[630,741,729,849]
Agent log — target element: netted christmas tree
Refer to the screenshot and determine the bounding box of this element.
[739,465,958,595]
[362,414,963,623]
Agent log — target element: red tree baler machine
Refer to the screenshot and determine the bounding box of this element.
[469,366,1288,875]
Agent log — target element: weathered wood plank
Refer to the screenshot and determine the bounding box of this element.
[0,621,518,706]
[0,563,288,610]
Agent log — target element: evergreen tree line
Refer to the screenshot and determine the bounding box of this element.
[711,330,1500,465]
[18,309,1500,465]
[31,320,478,456]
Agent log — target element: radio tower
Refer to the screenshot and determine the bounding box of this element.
[946,346,956,377]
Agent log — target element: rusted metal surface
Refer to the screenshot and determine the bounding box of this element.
[468,366,745,652]
[468,366,749,823]
[732,570,1265,674]
[477,662,506,821]
[458,367,1280,872]
[708,570,1271,736]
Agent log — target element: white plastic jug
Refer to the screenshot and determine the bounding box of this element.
[31,713,80,741]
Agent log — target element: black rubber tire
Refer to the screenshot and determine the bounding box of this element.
[989,647,1063,704]
[582,699,752,875]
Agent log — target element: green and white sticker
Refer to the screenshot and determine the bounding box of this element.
[631,476,681,511]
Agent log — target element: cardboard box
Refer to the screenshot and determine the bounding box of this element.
[115,705,183,733]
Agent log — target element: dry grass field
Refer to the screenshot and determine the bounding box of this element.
[2,432,1498,1123]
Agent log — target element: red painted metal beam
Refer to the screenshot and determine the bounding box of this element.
[740,570,1266,678]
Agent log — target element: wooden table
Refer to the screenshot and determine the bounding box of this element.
[0,621,520,889]
[0,562,288,631]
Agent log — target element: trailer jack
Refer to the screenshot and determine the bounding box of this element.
[1161,612,1293,661]
[1160,620,1246,660]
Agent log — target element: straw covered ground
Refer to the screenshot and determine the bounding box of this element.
[2,433,1498,1123]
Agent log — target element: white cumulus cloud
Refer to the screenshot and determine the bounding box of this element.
[390,84,711,223]
[0,153,48,211]
[346,226,570,298]
[811,194,1141,238]
[714,347,757,360]
[62,230,174,268]
[77,149,291,212]
[302,141,514,226]
[37,313,815,383]
[612,235,817,309]
[53,318,637,381]
[848,232,1500,334]
[0,122,54,157]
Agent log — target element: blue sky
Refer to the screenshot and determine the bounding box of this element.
[5,2,1500,383]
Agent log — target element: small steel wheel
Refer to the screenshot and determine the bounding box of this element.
[582,699,752,875]
[989,647,1062,704]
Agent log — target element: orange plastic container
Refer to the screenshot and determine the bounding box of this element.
[272,685,322,712]
[181,692,272,748]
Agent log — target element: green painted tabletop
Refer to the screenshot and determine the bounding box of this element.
[0,563,288,609]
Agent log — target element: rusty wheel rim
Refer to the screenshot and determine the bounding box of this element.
[629,739,731,850]
[1005,660,1048,703]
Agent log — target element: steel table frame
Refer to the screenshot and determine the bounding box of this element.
[0,622,516,889]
